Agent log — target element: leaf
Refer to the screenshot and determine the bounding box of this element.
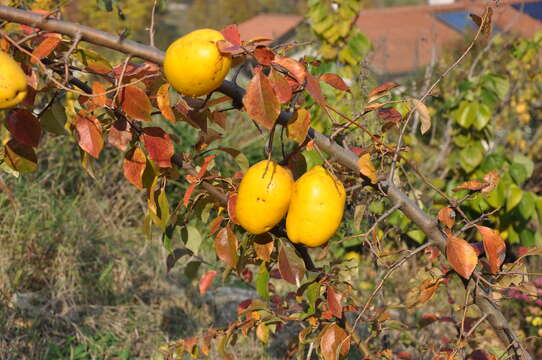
[91,82,109,107]
[256,262,270,300]
[3,139,37,173]
[242,71,280,130]
[74,48,113,74]
[406,277,443,310]
[453,180,487,192]
[211,110,227,129]
[254,233,274,262]
[256,323,269,343]
[254,46,275,65]
[123,147,146,189]
[40,100,67,135]
[7,109,42,147]
[446,235,478,279]
[469,349,497,360]
[156,83,176,122]
[320,73,349,92]
[220,24,241,46]
[108,119,132,152]
[412,99,431,135]
[287,108,310,144]
[199,270,218,295]
[475,225,505,275]
[305,74,325,106]
[31,36,60,63]
[227,192,239,224]
[121,85,152,122]
[327,286,342,318]
[357,153,377,184]
[506,184,523,212]
[183,183,198,207]
[278,241,305,286]
[320,324,350,360]
[377,107,402,123]
[272,56,307,84]
[142,127,173,168]
[75,115,103,159]
[215,226,238,268]
[268,68,292,104]
[166,248,193,273]
[306,282,320,315]
[482,170,499,193]
[438,207,455,229]
[368,81,399,102]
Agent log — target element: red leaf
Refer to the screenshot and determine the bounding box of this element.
[198,155,215,178]
[108,119,132,152]
[287,108,310,144]
[121,85,152,122]
[220,24,241,46]
[216,40,241,55]
[183,183,198,207]
[31,37,60,63]
[475,225,506,274]
[91,82,109,107]
[327,286,343,318]
[142,127,173,168]
[446,235,478,279]
[209,215,225,235]
[377,107,402,123]
[242,71,280,130]
[268,68,292,104]
[227,193,239,224]
[438,207,455,229]
[75,115,103,159]
[320,73,349,92]
[123,147,146,189]
[7,109,42,147]
[305,74,325,106]
[272,56,307,85]
[215,226,238,268]
[254,46,275,65]
[320,324,350,360]
[199,270,218,295]
[156,83,175,122]
[368,81,399,98]
[278,242,305,285]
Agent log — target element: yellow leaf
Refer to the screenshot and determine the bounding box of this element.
[357,153,377,184]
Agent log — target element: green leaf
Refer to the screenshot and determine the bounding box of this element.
[184,261,201,280]
[473,103,491,130]
[40,100,68,134]
[302,149,326,170]
[518,191,536,220]
[407,229,426,244]
[305,282,320,315]
[256,262,270,300]
[480,153,506,172]
[459,141,484,173]
[486,177,505,209]
[512,154,534,178]
[510,162,528,185]
[520,229,535,247]
[453,101,477,128]
[482,74,509,101]
[181,225,203,254]
[506,184,523,212]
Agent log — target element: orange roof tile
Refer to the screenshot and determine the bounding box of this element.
[237,13,303,43]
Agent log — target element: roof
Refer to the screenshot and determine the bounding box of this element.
[237,0,542,75]
[237,13,303,43]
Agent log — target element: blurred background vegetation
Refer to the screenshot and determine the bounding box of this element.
[1,0,541,359]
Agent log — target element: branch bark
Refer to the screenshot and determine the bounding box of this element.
[0,6,530,359]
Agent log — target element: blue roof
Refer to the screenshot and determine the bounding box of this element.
[512,1,542,22]
[435,11,478,33]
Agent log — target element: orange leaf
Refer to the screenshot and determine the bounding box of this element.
[199,270,218,295]
[482,170,499,193]
[91,82,109,107]
[327,286,343,318]
[121,85,152,122]
[475,225,506,274]
[183,183,198,207]
[123,147,146,189]
[215,226,238,268]
[272,56,307,85]
[31,36,60,63]
[305,74,325,106]
[243,71,280,130]
[198,155,215,178]
[254,46,275,65]
[287,108,310,144]
[268,68,292,104]
[320,73,349,92]
[254,233,274,262]
[75,115,103,159]
[142,127,173,168]
[209,215,225,235]
[320,324,350,360]
[227,193,239,224]
[7,109,41,147]
[156,83,176,122]
[357,153,377,184]
[368,81,399,99]
[220,24,241,46]
[453,180,487,192]
[446,235,478,279]
[438,207,455,229]
[377,107,402,123]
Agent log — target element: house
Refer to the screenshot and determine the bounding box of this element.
[237,0,542,76]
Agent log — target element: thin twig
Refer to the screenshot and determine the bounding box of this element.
[149,0,157,48]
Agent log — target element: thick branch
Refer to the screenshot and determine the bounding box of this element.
[0,6,530,359]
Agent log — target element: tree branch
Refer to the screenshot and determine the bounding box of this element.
[0,6,530,359]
